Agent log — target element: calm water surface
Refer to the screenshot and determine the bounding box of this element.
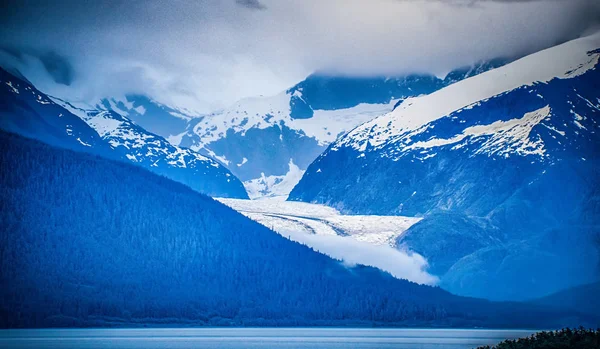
[0,328,538,349]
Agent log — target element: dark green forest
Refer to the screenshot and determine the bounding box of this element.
[0,131,595,328]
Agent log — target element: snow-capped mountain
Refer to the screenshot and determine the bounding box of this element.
[179,89,396,198]
[177,61,506,198]
[0,67,114,157]
[0,66,248,199]
[289,33,600,300]
[56,101,249,199]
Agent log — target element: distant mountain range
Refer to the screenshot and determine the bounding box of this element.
[3,51,507,199]
[290,33,600,301]
[2,45,507,199]
[175,61,506,198]
[0,67,248,198]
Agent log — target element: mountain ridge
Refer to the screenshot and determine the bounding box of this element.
[289,32,600,301]
[0,67,249,198]
[176,61,507,198]
[55,99,249,198]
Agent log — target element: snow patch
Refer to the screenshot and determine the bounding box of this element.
[244,159,305,199]
[404,106,551,158]
[166,131,186,146]
[207,149,230,165]
[5,81,19,94]
[574,120,587,130]
[84,111,124,137]
[76,138,92,147]
[134,105,147,115]
[237,157,248,167]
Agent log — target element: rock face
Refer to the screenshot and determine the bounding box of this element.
[289,33,600,300]
[177,62,505,198]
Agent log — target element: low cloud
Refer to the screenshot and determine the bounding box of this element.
[0,0,598,113]
[282,228,439,285]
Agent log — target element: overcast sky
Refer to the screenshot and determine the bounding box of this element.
[1,0,599,113]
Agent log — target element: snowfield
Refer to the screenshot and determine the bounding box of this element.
[217,197,436,285]
[189,93,397,147]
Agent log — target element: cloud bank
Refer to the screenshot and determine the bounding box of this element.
[282,226,439,286]
[0,0,598,113]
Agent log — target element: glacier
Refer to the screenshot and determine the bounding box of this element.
[217,197,434,284]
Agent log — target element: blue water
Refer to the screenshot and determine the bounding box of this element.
[0,328,537,349]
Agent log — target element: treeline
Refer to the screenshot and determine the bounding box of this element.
[0,131,595,328]
[477,328,600,349]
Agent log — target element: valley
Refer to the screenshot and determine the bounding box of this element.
[1,1,599,334]
[218,196,420,246]
[218,197,434,283]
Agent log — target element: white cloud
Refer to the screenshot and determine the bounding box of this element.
[0,0,598,113]
[283,227,439,286]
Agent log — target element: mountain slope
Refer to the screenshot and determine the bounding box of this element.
[56,102,248,198]
[0,67,247,198]
[0,68,113,158]
[2,130,595,328]
[531,282,600,317]
[178,62,506,198]
[289,33,600,300]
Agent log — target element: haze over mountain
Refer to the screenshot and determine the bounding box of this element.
[1,48,508,198]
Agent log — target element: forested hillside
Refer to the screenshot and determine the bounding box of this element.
[0,131,594,328]
[531,282,600,317]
